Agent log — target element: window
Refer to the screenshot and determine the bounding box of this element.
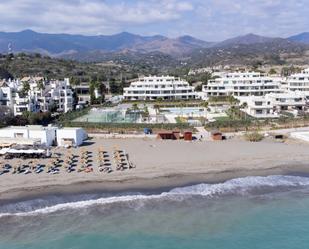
[256,110,263,114]
[14,133,24,138]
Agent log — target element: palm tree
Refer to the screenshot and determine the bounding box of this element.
[179,102,186,117]
[240,102,248,109]
[142,105,150,122]
[229,106,237,120]
[153,104,160,115]
[153,104,160,123]
[201,101,209,117]
[240,102,248,120]
[131,103,139,121]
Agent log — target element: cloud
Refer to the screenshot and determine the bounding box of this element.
[0,0,194,35]
[191,0,309,40]
[0,0,307,40]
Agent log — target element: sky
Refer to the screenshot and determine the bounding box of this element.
[0,0,308,41]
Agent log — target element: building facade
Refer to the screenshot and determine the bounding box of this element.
[239,91,308,118]
[0,125,87,147]
[286,68,309,93]
[0,78,74,116]
[123,76,197,101]
[0,125,57,146]
[203,72,282,98]
[0,81,14,109]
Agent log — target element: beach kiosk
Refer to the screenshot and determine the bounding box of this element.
[56,128,87,147]
[183,131,193,141]
[211,130,223,141]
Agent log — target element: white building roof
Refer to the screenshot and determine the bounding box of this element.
[0,125,57,131]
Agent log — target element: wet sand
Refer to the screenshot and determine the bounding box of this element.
[1,138,309,201]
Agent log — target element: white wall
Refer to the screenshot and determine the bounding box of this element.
[0,126,86,147]
[0,126,57,146]
[28,128,56,146]
[0,128,29,138]
[56,128,87,147]
[291,132,309,142]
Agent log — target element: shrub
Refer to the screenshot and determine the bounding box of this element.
[244,132,264,142]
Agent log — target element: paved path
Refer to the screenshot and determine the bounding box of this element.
[215,126,309,138]
[194,126,211,140]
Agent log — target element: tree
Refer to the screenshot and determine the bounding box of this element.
[142,105,150,120]
[202,101,209,109]
[228,106,238,120]
[0,67,13,79]
[228,95,239,106]
[153,104,160,115]
[195,84,203,92]
[70,77,80,86]
[201,72,212,84]
[109,78,120,94]
[19,81,30,97]
[89,80,96,105]
[37,80,45,91]
[240,102,248,109]
[269,68,277,75]
[132,103,139,112]
[179,102,186,117]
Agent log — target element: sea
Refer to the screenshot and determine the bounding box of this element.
[1,175,309,249]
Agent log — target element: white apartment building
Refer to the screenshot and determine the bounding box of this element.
[239,91,308,118]
[123,76,197,101]
[41,78,73,113]
[239,96,277,118]
[203,72,282,98]
[72,83,102,106]
[14,95,38,116]
[0,81,14,109]
[266,92,307,112]
[0,78,74,116]
[73,83,90,105]
[286,68,309,93]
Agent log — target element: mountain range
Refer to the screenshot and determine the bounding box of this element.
[0,30,309,64]
[0,29,213,56]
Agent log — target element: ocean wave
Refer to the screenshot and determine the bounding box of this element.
[170,175,309,196]
[1,175,309,218]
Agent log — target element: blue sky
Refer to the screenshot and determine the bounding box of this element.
[0,0,308,41]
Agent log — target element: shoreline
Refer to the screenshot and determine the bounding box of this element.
[1,162,309,204]
[1,138,309,204]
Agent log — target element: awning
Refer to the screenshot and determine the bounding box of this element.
[0,148,45,155]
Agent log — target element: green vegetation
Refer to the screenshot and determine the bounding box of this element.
[268,68,277,75]
[206,113,309,132]
[0,111,54,127]
[213,116,231,122]
[206,119,253,132]
[281,66,303,77]
[60,121,191,133]
[0,53,145,86]
[175,117,187,123]
[19,81,30,97]
[208,96,239,105]
[244,132,264,142]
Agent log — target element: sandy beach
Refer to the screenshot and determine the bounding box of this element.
[1,137,309,201]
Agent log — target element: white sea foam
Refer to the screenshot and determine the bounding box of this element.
[170,175,309,196]
[1,175,309,218]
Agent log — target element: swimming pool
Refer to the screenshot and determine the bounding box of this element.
[160,107,206,116]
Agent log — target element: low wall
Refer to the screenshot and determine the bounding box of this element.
[290,132,309,142]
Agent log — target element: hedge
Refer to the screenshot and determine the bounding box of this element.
[60,121,192,132]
